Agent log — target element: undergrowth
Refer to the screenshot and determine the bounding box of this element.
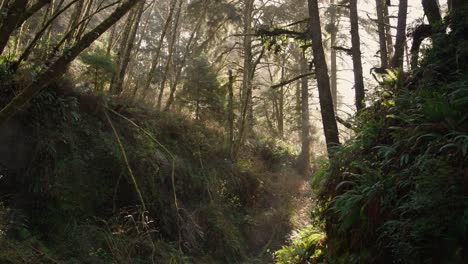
[0,73,300,263]
[275,8,468,264]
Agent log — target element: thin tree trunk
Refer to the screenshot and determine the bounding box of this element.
[307,0,340,154]
[227,70,235,159]
[233,0,254,159]
[106,24,117,56]
[391,0,407,69]
[142,0,178,95]
[66,0,85,43]
[12,0,79,70]
[330,0,338,112]
[299,54,311,175]
[109,2,143,95]
[156,0,182,109]
[384,3,393,58]
[74,0,94,41]
[0,0,142,124]
[164,8,205,111]
[349,0,365,111]
[376,0,389,68]
[13,21,26,56]
[277,64,285,138]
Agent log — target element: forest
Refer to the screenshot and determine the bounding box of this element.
[0,0,467,263]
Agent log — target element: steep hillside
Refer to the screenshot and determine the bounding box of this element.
[0,78,308,263]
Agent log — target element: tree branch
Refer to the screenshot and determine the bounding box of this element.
[271,72,314,89]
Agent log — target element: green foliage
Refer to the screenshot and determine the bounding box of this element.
[0,75,300,262]
[256,137,296,171]
[273,225,325,264]
[79,48,116,91]
[177,56,225,121]
[311,10,468,264]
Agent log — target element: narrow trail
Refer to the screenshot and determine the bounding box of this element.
[241,157,314,263]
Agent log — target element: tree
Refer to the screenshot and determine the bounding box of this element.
[375,0,389,68]
[0,0,143,124]
[0,0,50,55]
[391,0,407,69]
[143,0,178,96]
[298,52,311,175]
[329,0,338,112]
[80,48,117,91]
[349,0,365,111]
[176,56,224,121]
[109,0,145,95]
[307,0,340,154]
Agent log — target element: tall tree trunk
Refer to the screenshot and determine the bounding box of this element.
[233,0,254,159]
[349,0,365,111]
[156,0,182,109]
[164,7,205,111]
[110,1,144,95]
[299,54,311,175]
[277,64,285,138]
[422,0,441,25]
[391,0,407,69]
[376,0,389,68]
[307,0,340,154]
[143,0,177,95]
[383,2,393,58]
[0,0,142,124]
[227,70,235,159]
[330,0,338,112]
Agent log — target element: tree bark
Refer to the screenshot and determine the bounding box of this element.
[383,2,393,58]
[227,70,235,159]
[349,0,365,111]
[299,54,311,175]
[0,0,142,125]
[422,0,441,25]
[376,0,389,68]
[330,0,338,112]
[307,0,340,154]
[390,0,407,69]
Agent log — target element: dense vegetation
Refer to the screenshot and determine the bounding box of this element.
[0,0,467,263]
[0,77,308,263]
[277,7,468,264]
